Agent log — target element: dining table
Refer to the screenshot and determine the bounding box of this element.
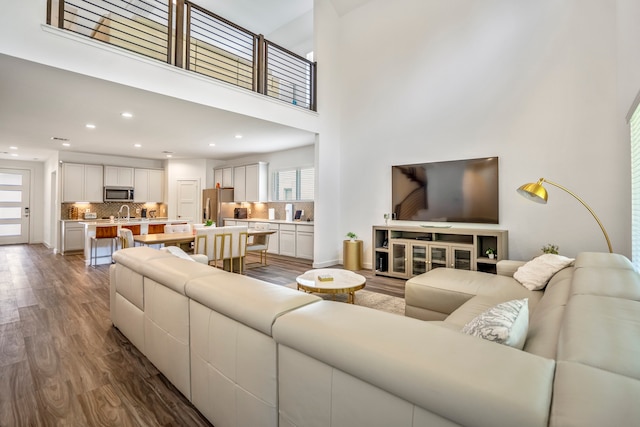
[133,232,195,246]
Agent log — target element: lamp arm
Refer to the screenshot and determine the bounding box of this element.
[542,179,613,253]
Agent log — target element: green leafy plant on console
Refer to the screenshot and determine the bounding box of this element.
[541,243,559,255]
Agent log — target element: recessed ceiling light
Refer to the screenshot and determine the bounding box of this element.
[86,123,96,129]
[121,112,133,118]
[9,146,17,150]
[62,143,71,147]
[134,143,142,148]
[10,153,18,157]
[235,134,243,139]
[209,143,216,147]
[166,154,172,158]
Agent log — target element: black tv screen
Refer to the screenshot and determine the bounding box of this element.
[392,157,499,224]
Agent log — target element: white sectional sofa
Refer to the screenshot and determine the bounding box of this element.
[111,247,640,426]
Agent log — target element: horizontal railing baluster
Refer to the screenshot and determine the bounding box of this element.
[45,0,316,111]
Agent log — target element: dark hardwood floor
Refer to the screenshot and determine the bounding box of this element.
[0,244,406,426]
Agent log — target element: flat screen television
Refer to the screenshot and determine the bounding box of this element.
[392,157,499,224]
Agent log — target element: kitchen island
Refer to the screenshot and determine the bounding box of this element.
[79,218,188,266]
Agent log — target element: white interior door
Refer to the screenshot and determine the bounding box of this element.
[0,168,30,245]
[177,179,199,222]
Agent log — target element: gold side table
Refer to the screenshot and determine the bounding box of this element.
[343,239,363,271]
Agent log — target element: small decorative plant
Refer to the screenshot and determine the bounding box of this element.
[541,243,559,255]
[205,219,215,227]
[346,232,357,241]
[485,248,496,259]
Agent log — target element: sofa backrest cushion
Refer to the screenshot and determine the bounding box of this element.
[186,273,320,336]
[523,267,573,358]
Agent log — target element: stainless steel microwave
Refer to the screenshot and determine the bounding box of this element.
[104,187,134,202]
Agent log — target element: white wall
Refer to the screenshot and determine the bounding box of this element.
[333,0,638,264]
[313,0,344,267]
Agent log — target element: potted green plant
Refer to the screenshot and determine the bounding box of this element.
[541,243,559,255]
[485,248,496,259]
[346,232,357,242]
[205,219,215,227]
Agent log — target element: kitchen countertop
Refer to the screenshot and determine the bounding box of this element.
[62,217,169,223]
[224,218,314,225]
[77,218,183,226]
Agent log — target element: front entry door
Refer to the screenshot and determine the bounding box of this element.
[176,179,199,222]
[0,168,30,245]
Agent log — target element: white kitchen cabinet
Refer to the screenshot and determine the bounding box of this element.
[214,169,223,188]
[233,166,246,202]
[104,166,134,187]
[61,221,85,254]
[266,223,279,254]
[134,168,164,202]
[279,224,296,257]
[233,162,268,202]
[295,224,314,259]
[62,163,103,202]
[245,163,268,202]
[214,167,234,188]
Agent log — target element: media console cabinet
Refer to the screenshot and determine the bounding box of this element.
[372,225,508,278]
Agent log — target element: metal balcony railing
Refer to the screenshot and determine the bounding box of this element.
[46,0,316,111]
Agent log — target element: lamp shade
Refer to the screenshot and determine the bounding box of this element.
[517,180,548,204]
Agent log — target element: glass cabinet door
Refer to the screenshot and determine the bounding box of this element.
[411,244,428,276]
[452,246,473,270]
[428,245,448,270]
[390,242,407,276]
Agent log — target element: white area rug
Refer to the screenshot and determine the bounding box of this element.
[286,283,405,316]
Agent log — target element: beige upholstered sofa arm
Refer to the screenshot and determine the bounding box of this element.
[496,259,527,277]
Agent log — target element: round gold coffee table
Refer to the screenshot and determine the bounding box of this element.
[296,268,366,304]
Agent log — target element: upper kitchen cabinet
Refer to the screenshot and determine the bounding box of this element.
[233,166,246,202]
[134,168,164,202]
[214,167,234,188]
[104,166,134,187]
[234,162,268,202]
[62,163,104,202]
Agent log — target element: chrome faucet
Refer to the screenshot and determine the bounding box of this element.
[118,205,130,222]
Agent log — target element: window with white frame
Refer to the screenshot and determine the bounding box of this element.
[273,167,314,201]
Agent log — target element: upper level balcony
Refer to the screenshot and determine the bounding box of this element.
[46,0,316,111]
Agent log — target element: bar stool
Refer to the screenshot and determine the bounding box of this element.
[90,225,119,267]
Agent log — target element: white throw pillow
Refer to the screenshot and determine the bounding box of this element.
[461,298,529,349]
[513,254,574,290]
[161,246,195,262]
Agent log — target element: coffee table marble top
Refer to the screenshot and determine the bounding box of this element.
[296,268,366,304]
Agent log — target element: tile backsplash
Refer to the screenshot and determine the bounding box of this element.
[62,202,166,220]
[226,201,314,222]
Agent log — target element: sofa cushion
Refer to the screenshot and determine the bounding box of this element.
[405,268,538,321]
[461,298,529,349]
[514,254,575,290]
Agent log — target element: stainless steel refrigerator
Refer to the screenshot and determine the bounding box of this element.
[202,188,234,225]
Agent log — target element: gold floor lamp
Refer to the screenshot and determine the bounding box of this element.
[517,178,613,253]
